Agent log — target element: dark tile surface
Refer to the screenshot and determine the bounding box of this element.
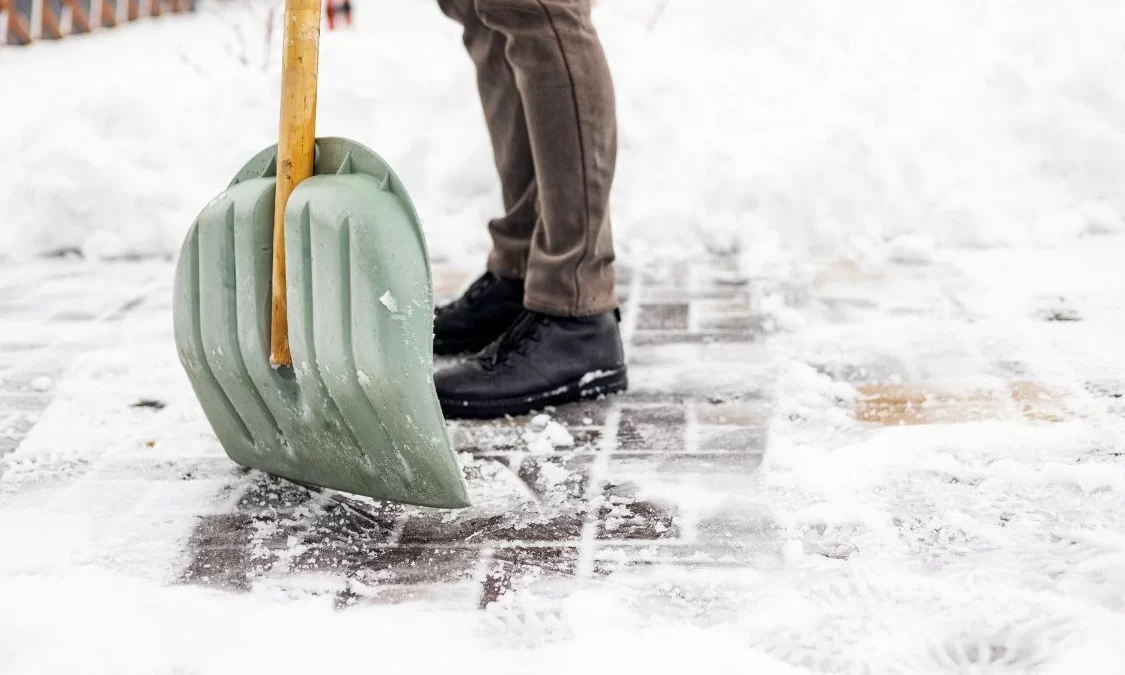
[611,452,763,477]
[617,406,686,451]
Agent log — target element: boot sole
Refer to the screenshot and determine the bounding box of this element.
[439,366,628,420]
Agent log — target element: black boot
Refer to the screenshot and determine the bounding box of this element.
[435,309,628,419]
[434,272,526,356]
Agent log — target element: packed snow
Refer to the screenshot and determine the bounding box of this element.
[3,0,1125,672]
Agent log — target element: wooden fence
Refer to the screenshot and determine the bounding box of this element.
[2,0,195,46]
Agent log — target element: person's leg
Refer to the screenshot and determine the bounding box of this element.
[474,0,618,316]
[433,0,537,355]
[437,0,539,278]
[434,0,626,418]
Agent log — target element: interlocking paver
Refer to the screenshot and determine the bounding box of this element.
[595,495,680,540]
[4,215,1123,672]
[2,252,773,614]
[592,541,780,576]
[304,544,483,585]
[480,546,580,608]
[506,453,596,501]
[616,405,686,452]
[696,425,768,452]
[449,422,603,455]
[610,452,762,477]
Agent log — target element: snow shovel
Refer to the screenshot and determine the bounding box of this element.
[171,0,469,509]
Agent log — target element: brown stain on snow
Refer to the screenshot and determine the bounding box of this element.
[853,381,1070,426]
[1009,381,1068,423]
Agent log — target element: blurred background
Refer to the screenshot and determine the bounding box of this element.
[3,0,1124,277]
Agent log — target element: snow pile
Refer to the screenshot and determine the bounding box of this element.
[522,413,575,454]
[0,0,494,263]
[4,0,1125,268]
[772,361,856,435]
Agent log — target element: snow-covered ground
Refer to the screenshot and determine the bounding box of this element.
[3,0,1125,672]
[3,0,1125,265]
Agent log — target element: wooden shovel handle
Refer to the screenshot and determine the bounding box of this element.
[270,0,321,367]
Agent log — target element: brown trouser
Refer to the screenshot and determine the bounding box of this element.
[438,0,618,317]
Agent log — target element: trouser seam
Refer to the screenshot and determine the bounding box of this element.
[533,0,590,316]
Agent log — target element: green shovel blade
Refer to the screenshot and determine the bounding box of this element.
[173,138,470,509]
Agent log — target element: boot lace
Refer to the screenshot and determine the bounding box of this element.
[478,310,548,371]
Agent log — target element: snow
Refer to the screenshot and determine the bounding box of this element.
[534,461,574,492]
[887,233,938,265]
[378,289,399,313]
[29,376,53,392]
[523,414,575,453]
[4,0,1125,269]
[0,568,814,674]
[578,370,612,386]
[3,0,1125,671]
[743,240,1125,671]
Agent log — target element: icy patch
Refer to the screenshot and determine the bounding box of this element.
[378,291,399,313]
